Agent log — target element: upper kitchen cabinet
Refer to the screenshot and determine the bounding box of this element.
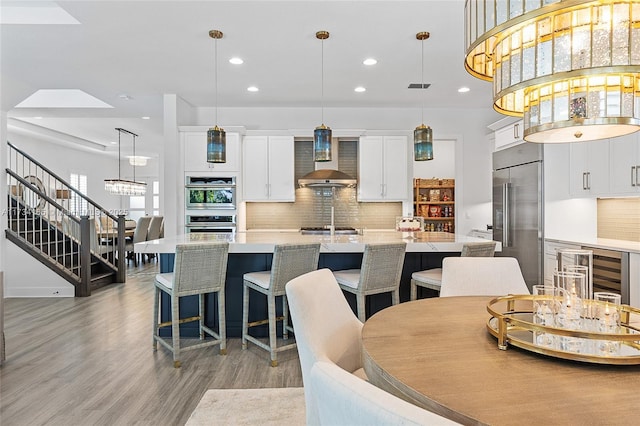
[494,119,524,151]
[243,135,295,202]
[609,133,640,195]
[358,136,409,202]
[569,139,610,197]
[183,131,240,172]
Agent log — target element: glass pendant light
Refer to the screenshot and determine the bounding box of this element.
[207,29,226,163]
[464,1,640,143]
[314,30,331,162]
[414,31,433,161]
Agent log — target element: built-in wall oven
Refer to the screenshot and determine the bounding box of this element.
[185,214,236,233]
[185,176,236,209]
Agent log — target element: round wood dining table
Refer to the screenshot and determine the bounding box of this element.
[361,296,640,426]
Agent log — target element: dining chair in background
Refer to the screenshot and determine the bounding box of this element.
[285,268,367,426]
[153,242,229,368]
[242,243,321,366]
[332,242,407,322]
[124,216,152,266]
[410,241,497,300]
[310,361,460,426]
[145,215,164,262]
[439,256,529,297]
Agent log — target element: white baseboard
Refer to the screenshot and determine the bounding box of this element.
[5,286,74,298]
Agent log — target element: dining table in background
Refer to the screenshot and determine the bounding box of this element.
[361,296,640,426]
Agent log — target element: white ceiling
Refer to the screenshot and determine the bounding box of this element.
[1,0,495,158]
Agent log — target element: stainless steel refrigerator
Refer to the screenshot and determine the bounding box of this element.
[493,143,544,291]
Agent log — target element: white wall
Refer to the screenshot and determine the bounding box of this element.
[413,138,455,179]
[5,243,74,297]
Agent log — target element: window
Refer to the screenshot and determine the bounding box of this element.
[69,173,87,216]
[153,180,160,216]
[128,180,159,221]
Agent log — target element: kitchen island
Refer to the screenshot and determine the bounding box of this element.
[136,231,498,337]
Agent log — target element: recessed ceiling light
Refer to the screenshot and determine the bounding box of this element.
[229,57,244,65]
[141,116,150,120]
[458,86,471,93]
[119,94,133,100]
[15,89,113,108]
[354,86,366,93]
[247,86,259,92]
[33,116,43,120]
[363,58,377,66]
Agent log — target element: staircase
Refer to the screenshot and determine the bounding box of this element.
[6,142,126,296]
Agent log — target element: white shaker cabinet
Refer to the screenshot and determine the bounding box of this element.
[183,131,240,172]
[569,139,610,196]
[494,119,524,151]
[243,135,295,201]
[358,135,409,202]
[609,133,640,195]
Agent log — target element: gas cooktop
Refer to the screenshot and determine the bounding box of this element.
[300,227,358,235]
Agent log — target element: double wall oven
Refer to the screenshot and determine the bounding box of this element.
[185,176,236,209]
[185,176,237,233]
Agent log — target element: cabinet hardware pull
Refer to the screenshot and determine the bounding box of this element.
[513,123,519,140]
[636,165,640,187]
[582,172,587,190]
[632,166,636,187]
[502,183,510,248]
[587,171,591,190]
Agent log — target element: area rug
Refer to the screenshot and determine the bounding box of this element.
[185,387,306,426]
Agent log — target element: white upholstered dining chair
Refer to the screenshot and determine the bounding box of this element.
[144,215,164,262]
[124,216,152,266]
[439,256,529,297]
[310,360,460,426]
[410,241,497,300]
[332,243,406,322]
[285,268,367,426]
[242,243,321,366]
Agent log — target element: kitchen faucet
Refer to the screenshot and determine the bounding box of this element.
[324,187,336,236]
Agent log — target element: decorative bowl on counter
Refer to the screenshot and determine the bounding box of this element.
[395,216,424,232]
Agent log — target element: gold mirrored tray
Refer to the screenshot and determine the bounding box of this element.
[486,295,640,365]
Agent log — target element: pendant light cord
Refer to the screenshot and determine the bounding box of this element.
[421,38,425,125]
[321,37,325,125]
[215,37,219,125]
[117,129,122,180]
[132,134,136,183]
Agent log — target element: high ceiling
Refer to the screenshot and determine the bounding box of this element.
[1,0,495,157]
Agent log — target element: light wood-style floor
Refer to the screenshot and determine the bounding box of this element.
[0,260,303,426]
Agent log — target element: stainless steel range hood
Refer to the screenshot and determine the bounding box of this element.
[297,138,357,188]
[298,169,356,188]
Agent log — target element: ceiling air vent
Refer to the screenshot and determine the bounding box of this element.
[408,83,431,89]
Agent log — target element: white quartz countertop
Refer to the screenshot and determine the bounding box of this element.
[546,237,640,254]
[135,231,500,254]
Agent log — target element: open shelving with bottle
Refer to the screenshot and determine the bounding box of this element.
[413,178,455,233]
